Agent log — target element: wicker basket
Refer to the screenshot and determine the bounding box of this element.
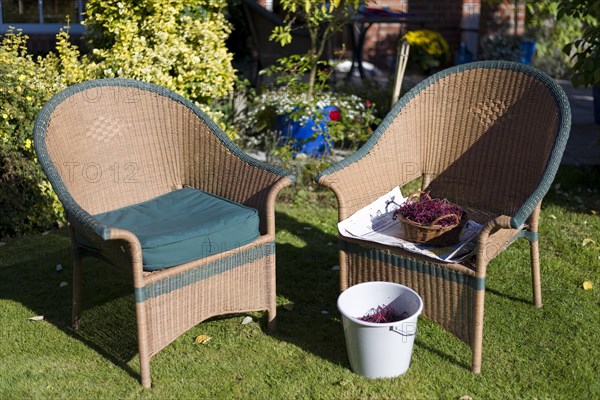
[395,213,465,246]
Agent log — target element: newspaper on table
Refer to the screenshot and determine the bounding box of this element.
[338,187,483,263]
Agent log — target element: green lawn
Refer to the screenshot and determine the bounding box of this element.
[0,166,599,399]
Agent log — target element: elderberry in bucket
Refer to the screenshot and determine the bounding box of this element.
[358,303,409,323]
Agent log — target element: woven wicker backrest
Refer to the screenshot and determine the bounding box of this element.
[380,62,570,222]
[36,81,224,215]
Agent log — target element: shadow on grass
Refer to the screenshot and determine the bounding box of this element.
[486,287,532,306]
[270,210,350,368]
[413,338,471,371]
[0,228,140,380]
[271,210,473,372]
[0,212,348,382]
[543,166,600,211]
[0,204,491,381]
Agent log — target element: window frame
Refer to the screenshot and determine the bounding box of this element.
[0,0,85,35]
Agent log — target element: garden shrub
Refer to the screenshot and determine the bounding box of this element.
[82,0,237,137]
[526,1,595,79]
[0,0,237,237]
[480,34,522,62]
[84,0,235,105]
[0,31,67,237]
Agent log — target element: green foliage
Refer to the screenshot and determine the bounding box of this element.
[84,0,235,104]
[558,0,600,19]
[480,33,522,62]
[526,1,587,79]
[403,30,450,73]
[0,31,67,237]
[333,78,399,119]
[270,155,336,201]
[242,1,379,172]
[270,0,362,97]
[558,0,600,87]
[263,54,332,98]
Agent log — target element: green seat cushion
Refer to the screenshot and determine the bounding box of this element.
[89,188,260,271]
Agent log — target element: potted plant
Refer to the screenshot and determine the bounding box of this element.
[246,55,379,157]
[402,29,450,74]
[559,0,600,124]
[248,0,379,157]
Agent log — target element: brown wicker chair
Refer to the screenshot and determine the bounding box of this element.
[33,79,294,387]
[316,61,571,373]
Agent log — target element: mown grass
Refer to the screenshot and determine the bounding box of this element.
[0,166,598,399]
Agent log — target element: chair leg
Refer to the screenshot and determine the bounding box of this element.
[471,288,485,374]
[530,240,543,308]
[72,249,83,330]
[528,203,543,308]
[135,301,152,388]
[339,249,348,291]
[140,355,151,388]
[268,308,277,333]
[267,252,277,333]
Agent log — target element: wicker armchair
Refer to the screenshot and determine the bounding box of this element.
[316,61,571,373]
[33,79,294,387]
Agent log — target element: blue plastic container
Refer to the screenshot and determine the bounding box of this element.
[521,40,536,65]
[275,106,338,157]
[454,41,474,65]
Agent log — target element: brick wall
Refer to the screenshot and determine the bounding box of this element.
[480,0,525,35]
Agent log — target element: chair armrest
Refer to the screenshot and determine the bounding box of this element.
[474,215,515,277]
[68,206,145,276]
[231,161,295,237]
[60,194,109,242]
[225,156,295,202]
[186,146,295,236]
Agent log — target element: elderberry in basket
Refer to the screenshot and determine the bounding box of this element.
[392,192,466,245]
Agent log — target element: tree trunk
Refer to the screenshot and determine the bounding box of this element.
[308,56,318,100]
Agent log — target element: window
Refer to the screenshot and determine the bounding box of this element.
[0,0,85,34]
[44,0,82,23]
[2,0,39,23]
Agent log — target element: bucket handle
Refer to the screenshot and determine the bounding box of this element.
[389,325,418,336]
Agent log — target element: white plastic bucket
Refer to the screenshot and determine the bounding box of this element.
[337,281,423,378]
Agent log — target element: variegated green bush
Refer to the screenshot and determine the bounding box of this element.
[84,0,235,104]
[0,31,67,236]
